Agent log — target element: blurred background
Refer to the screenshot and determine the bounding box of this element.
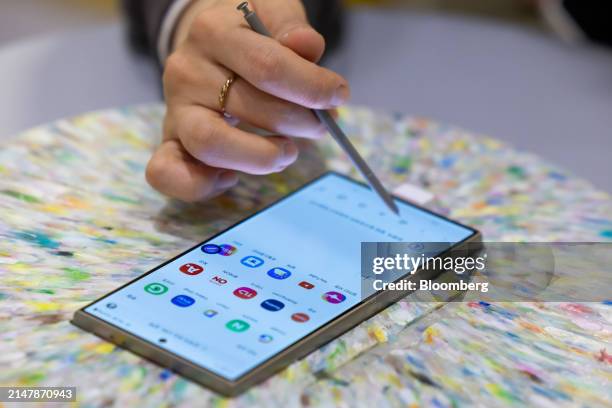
[0,0,543,43]
[0,0,117,43]
[1,0,611,192]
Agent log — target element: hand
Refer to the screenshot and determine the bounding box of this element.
[146,0,350,202]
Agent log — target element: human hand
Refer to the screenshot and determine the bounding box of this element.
[146,0,350,201]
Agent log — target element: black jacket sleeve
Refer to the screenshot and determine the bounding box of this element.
[563,0,612,47]
[121,0,175,59]
[121,0,344,61]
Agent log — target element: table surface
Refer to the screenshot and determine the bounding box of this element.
[0,104,610,406]
[1,9,611,192]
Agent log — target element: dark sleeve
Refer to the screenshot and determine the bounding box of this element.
[303,0,344,56]
[563,0,612,47]
[121,0,176,59]
[121,0,344,60]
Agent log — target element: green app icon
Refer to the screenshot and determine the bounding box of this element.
[144,282,168,295]
[225,319,250,333]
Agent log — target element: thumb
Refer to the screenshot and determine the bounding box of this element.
[253,0,325,63]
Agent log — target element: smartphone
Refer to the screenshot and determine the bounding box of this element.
[72,172,480,396]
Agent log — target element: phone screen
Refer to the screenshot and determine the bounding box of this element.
[84,173,474,380]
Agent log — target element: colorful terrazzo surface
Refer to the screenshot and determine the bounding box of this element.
[0,105,610,407]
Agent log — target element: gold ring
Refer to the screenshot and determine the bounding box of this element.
[218,73,236,114]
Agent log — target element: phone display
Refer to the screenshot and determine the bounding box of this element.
[76,173,476,385]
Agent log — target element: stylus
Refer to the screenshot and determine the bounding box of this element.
[237,2,400,215]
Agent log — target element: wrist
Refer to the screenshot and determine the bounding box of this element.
[172,0,217,51]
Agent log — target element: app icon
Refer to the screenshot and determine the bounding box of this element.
[171,295,195,307]
[291,312,310,323]
[259,334,273,343]
[201,244,221,254]
[322,291,346,304]
[179,263,204,276]
[299,281,314,289]
[219,244,237,256]
[144,282,168,295]
[267,267,291,280]
[210,275,228,285]
[260,299,285,312]
[241,255,264,268]
[226,319,250,332]
[233,286,258,299]
[204,309,218,318]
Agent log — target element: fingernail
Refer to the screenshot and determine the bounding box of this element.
[331,84,350,107]
[217,171,239,188]
[281,142,298,166]
[280,24,311,40]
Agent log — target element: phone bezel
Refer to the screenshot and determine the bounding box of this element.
[72,171,481,396]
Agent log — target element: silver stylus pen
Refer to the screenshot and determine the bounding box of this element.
[237,2,399,215]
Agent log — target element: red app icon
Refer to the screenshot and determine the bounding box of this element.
[233,286,258,299]
[298,281,314,290]
[210,275,228,285]
[179,263,204,276]
[291,312,310,323]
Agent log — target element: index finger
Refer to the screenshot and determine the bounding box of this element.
[212,27,349,109]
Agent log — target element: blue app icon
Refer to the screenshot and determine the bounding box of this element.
[241,255,264,268]
[171,295,195,308]
[201,244,221,254]
[260,299,285,312]
[267,267,292,280]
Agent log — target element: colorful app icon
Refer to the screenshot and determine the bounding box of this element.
[241,255,264,268]
[204,309,218,318]
[144,282,168,295]
[201,244,221,254]
[291,312,310,323]
[179,263,204,276]
[171,295,195,307]
[233,286,258,299]
[219,244,237,256]
[298,281,314,289]
[226,319,250,332]
[322,291,346,304]
[259,334,273,343]
[260,299,285,312]
[267,267,291,280]
[210,275,228,285]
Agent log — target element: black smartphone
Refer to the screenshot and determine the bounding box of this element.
[72,172,480,396]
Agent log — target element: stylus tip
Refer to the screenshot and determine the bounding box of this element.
[387,199,400,215]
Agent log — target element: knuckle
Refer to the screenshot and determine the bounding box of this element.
[163,52,190,88]
[248,46,282,85]
[191,10,218,39]
[180,116,222,164]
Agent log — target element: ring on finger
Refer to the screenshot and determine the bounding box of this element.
[218,73,236,116]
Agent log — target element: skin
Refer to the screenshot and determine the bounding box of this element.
[146,0,350,202]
